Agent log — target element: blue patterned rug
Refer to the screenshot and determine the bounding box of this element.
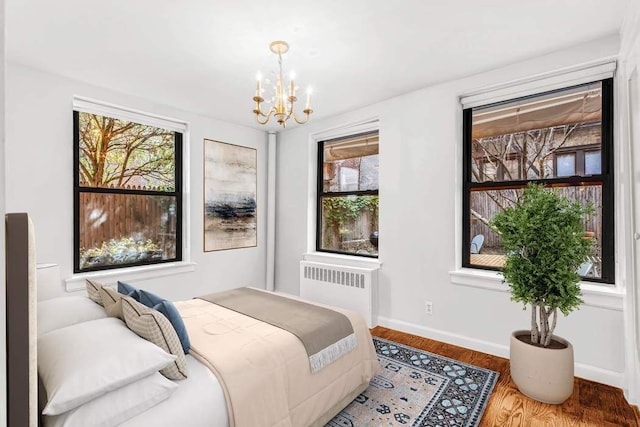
[327,337,499,427]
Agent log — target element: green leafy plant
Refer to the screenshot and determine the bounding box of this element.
[80,237,161,268]
[323,196,378,228]
[490,184,594,347]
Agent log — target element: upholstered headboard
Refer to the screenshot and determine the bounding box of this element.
[6,213,38,427]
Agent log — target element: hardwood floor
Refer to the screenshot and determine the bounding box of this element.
[370,326,638,427]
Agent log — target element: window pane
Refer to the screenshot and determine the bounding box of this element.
[556,153,576,177]
[481,162,498,181]
[78,192,177,270]
[320,195,379,256]
[323,134,379,192]
[504,159,520,180]
[585,151,602,175]
[471,82,602,182]
[469,185,602,278]
[78,112,176,191]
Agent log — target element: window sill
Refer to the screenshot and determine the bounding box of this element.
[303,252,382,269]
[65,261,197,292]
[449,268,624,311]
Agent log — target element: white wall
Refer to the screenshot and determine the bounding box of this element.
[0,0,6,424]
[5,63,268,301]
[275,36,627,386]
[620,0,640,405]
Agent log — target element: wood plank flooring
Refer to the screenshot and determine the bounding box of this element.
[370,326,638,426]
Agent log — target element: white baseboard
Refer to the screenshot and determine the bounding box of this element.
[573,362,625,390]
[376,316,625,389]
[377,316,510,357]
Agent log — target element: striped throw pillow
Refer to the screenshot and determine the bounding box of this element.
[121,296,188,380]
[85,279,104,307]
[99,286,126,319]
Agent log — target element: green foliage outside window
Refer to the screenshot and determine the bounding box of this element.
[80,237,162,268]
[323,196,379,229]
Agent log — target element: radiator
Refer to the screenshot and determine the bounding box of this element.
[299,261,378,327]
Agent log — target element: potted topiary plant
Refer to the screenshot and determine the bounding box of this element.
[490,183,594,404]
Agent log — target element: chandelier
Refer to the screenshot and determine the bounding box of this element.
[253,41,312,128]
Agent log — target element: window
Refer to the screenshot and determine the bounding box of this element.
[463,79,614,283]
[317,132,379,257]
[74,110,183,272]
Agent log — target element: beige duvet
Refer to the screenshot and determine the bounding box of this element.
[175,292,379,427]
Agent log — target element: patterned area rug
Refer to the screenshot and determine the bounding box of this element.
[327,337,499,427]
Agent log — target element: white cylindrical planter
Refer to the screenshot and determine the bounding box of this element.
[510,330,574,404]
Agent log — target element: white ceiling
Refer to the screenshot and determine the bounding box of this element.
[6,0,630,131]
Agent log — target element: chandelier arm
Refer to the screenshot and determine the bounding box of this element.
[254,103,270,117]
[256,107,275,125]
[291,108,310,125]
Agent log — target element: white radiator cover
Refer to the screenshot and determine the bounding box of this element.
[299,261,378,327]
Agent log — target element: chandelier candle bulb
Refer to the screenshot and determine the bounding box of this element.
[256,72,262,97]
[306,89,311,109]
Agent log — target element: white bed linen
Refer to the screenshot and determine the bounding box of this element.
[120,355,228,427]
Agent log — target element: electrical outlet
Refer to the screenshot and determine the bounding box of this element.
[425,301,433,315]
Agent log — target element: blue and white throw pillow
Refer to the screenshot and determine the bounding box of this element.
[139,289,191,354]
[117,281,141,301]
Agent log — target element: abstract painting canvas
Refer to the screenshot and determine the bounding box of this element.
[204,139,257,251]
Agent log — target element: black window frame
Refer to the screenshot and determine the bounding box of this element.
[553,143,602,177]
[462,78,615,284]
[73,110,183,273]
[316,131,379,258]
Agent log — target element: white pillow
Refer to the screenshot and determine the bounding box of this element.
[38,317,176,416]
[43,372,178,427]
[38,296,107,336]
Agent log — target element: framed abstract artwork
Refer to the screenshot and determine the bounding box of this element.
[203,139,257,251]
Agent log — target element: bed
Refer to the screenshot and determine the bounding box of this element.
[6,212,379,427]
